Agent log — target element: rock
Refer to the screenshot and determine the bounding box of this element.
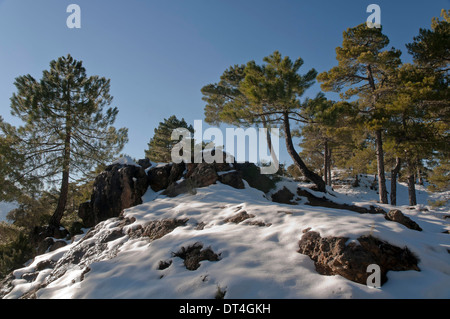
[147,164,172,192]
[31,225,70,255]
[78,163,149,227]
[235,162,276,193]
[385,209,422,231]
[49,240,67,252]
[172,242,221,271]
[163,179,197,198]
[298,231,420,286]
[188,162,219,188]
[127,218,189,240]
[224,211,255,224]
[137,158,151,169]
[147,162,186,192]
[218,170,245,189]
[271,187,296,205]
[296,188,387,215]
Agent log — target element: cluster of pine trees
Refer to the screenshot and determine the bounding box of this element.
[201,10,449,206]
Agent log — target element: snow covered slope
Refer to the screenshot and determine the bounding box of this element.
[2,177,449,299]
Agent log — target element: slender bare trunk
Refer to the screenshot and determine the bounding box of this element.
[262,117,279,170]
[282,111,326,192]
[49,88,72,228]
[327,147,332,186]
[407,174,417,206]
[390,157,401,206]
[49,130,71,228]
[374,129,388,204]
[324,140,329,185]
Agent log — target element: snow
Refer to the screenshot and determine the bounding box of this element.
[111,155,140,167]
[3,175,450,299]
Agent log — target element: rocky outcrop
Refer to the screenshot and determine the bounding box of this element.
[78,163,148,227]
[77,152,275,228]
[298,230,420,286]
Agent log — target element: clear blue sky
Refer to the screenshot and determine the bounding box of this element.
[0,0,448,165]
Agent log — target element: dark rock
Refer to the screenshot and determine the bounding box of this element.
[188,162,218,188]
[296,188,387,215]
[127,218,189,240]
[385,209,422,231]
[235,162,275,193]
[147,164,172,192]
[218,170,245,189]
[78,163,149,227]
[224,211,255,224]
[137,158,151,169]
[163,179,197,197]
[195,222,206,230]
[172,242,221,271]
[35,259,56,271]
[298,231,420,286]
[49,240,67,252]
[158,260,172,270]
[272,187,296,205]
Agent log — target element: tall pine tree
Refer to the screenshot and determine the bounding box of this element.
[202,51,326,192]
[6,54,128,230]
[317,24,402,204]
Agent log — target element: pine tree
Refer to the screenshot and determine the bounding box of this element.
[317,24,402,203]
[383,62,448,205]
[5,54,128,230]
[406,9,450,73]
[0,117,26,201]
[145,115,194,163]
[202,51,326,192]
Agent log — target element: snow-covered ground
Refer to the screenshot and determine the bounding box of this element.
[3,176,450,299]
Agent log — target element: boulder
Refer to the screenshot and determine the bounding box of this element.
[298,231,420,286]
[385,209,422,231]
[235,162,275,193]
[147,164,172,192]
[218,170,245,189]
[271,187,296,205]
[78,163,149,227]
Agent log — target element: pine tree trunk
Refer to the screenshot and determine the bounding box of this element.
[49,131,71,228]
[390,157,401,206]
[417,165,424,185]
[49,90,72,229]
[327,147,332,186]
[262,118,279,170]
[282,112,326,192]
[407,174,417,206]
[374,129,388,204]
[352,174,360,187]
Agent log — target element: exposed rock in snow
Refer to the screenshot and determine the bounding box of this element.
[298,230,420,286]
[1,173,449,299]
